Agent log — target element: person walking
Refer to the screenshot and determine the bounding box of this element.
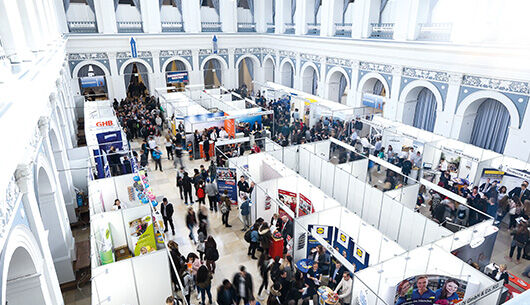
[152,146,163,172]
[182,172,193,205]
[161,198,175,235]
[174,143,184,169]
[167,240,183,290]
[257,253,271,299]
[240,195,251,231]
[205,178,219,212]
[185,207,197,243]
[233,266,254,305]
[259,222,272,255]
[164,135,174,160]
[334,272,353,305]
[217,279,237,305]
[248,223,260,259]
[220,190,233,227]
[176,167,185,200]
[204,236,219,273]
[196,265,213,305]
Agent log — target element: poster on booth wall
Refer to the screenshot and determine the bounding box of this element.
[352,243,369,270]
[128,215,157,256]
[97,224,114,265]
[393,274,468,305]
[217,167,238,205]
[333,229,351,262]
[306,224,334,258]
[298,193,314,217]
[278,189,297,215]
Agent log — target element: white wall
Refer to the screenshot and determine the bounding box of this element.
[66,3,95,21]
[115,4,141,22]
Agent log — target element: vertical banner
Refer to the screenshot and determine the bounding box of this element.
[298,193,314,216]
[307,224,334,258]
[278,189,297,214]
[216,167,238,205]
[224,113,236,138]
[98,224,114,265]
[128,215,156,256]
[333,229,352,261]
[352,242,370,271]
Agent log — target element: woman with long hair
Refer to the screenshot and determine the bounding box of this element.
[196,265,213,304]
[204,236,219,273]
[434,279,460,302]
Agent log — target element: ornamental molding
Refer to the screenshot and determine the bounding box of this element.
[199,48,228,55]
[359,61,393,74]
[462,75,529,95]
[0,175,21,240]
[159,49,192,57]
[234,47,262,54]
[261,48,275,54]
[116,51,152,59]
[300,53,323,62]
[279,50,297,58]
[68,52,108,60]
[327,57,355,68]
[402,67,449,82]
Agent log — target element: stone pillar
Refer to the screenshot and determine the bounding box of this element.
[108,52,126,99]
[274,0,286,34]
[393,0,427,41]
[388,65,403,121]
[320,0,335,37]
[255,0,267,33]
[190,50,202,87]
[295,0,307,35]
[183,0,201,33]
[227,50,236,89]
[0,0,33,62]
[15,165,64,305]
[94,0,118,34]
[444,73,464,139]
[17,0,47,52]
[353,0,379,39]
[349,61,360,107]
[152,51,164,91]
[140,0,162,33]
[220,0,237,33]
[34,0,54,44]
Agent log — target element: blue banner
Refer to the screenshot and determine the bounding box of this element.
[307,224,334,258]
[167,71,189,84]
[216,167,237,205]
[362,94,384,110]
[81,75,106,88]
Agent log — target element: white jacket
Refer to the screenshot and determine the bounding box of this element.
[334,277,353,304]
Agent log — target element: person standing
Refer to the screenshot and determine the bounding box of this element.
[176,167,185,200]
[161,198,175,235]
[248,223,260,259]
[197,180,206,205]
[334,272,353,305]
[208,160,217,182]
[203,136,211,161]
[164,135,174,160]
[506,223,530,264]
[508,182,530,203]
[205,178,219,212]
[167,240,183,290]
[204,236,219,273]
[220,190,233,227]
[217,279,237,305]
[196,265,213,305]
[182,172,193,205]
[152,146,163,172]
[233,266,254,305]
[185,207,197,243]
[240,195,252,231]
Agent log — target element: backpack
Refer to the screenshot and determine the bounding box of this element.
[244,230,252,243]
[197,187,205,198]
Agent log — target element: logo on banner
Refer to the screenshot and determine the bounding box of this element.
[354,244,366,264]
[337,230,349,249]
[96,120,114,127]
[314,226,328,237]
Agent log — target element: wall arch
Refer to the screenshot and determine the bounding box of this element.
[200,54,229,71]
[300,62,320,95]
[118,58,154,75]
[399,79,443,112]
[72,61,111,100]
[263,57,275,83]
[279,59,295,88]
[358,72,390,97]
[72,60,111,79]
[325,67,350,103]
[237,55,260,92]
[161,56,193,73]
[263,54,276,68]
[456,90,519,129]
[235,54,261,69]
[279,58,296,75]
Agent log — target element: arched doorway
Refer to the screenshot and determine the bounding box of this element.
[165,59,188,91]
[280,61,294,88]
[263,58,275,82]
[412,87,437,132]
[5,246,48,304]
[469,99,511,153]
[203,58,223,89]
[302,65,319,95]
[238,57,255,94]
[123,62,149,97]
[77,64,108,100]
[327,70,349,104]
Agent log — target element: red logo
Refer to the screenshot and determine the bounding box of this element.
[96,120,113,127]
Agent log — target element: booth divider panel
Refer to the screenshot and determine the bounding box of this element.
[347,178,365,215]
[284,146,300,173]
[321,161,336,196]
[299,148,312,180]
[378,195,403,242]
[308,153,322,187]
[92,260,138,305]
[333,168,350,204]
[133,251,172,305]
[397,208,426,250]
[362,187,384,228]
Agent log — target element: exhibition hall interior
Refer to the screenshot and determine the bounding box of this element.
[2,0,530,304]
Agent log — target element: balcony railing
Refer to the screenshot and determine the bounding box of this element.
[370,23,394,39]
[417,23,452,41]
[334,23,352,37]
[284,23,295,34]
[161,21,184,32]
[201,22,222,32]
[67,21,98,33]
[237,22,256,32]
[117,21,144,33]
[266,22,275,33]
[306,23,320,35]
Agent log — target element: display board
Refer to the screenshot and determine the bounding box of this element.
[217,167,238,205]
[394,274,468,305]
[307,224,334,257]
[166,71,189,83]
[298,193,314,216]
[80,75,105,88]
[451,228,498,271]
[279,189,297,215]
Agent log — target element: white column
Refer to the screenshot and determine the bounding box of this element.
[140,0,162,33]
[348,61,360,107]
[387,65,403,121]
[293,53,302,90]
[0,0,33,62]
[94,0,118,34]
[51,0,69,34]
[320,0,334,37]
[295,0,307,35]
[190,50,202,87]
[17,0,46,52]
[221,0,237,33]
[34,0,54,44]
[43,0,61,41]
[393,0,426,41]
[353,0,379,39]
[441,73,464,139]
[152,51,164,90]
[183,0,201,33]
[255,0,267,33]
[227,50,236,89]
[274,0,286,34]
[16,165,64,305]
[109,53,126,99]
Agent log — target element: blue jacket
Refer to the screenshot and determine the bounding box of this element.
[240,199,251,216]
[250,230,259,242]
[152,150,162,160]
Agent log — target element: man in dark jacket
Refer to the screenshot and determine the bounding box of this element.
[329,261,347,289]
[161,198,175,235]
[217,279,237,305]
[182,172,193,205]
[232,266,253,305]
[508,182,530,203]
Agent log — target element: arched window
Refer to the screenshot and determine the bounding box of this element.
[470,99,511,153]
[412,88,437,132]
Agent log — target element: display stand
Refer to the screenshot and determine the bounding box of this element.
[269,237,284,259]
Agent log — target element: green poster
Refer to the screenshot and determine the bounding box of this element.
[128,215,157,256]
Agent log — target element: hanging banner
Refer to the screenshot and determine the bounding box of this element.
[128,215,157,256]
[98,224,114,265]
[298,193,314,216]
[216,167,238,205]
[278,189,297,214]
[353,244,367,266]
[167,71,189,84]
[81,75,106,88]
[362,93,385,110]
[393,275,468,305]
[224,114,236,138]
[333,229,351,262]
[264,195,272,210]
[307,224,334,258]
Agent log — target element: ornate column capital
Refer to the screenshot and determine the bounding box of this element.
[392,65,403,76]
[15,164,33,194]
[448,73,463,86]
[351,60,360,70]
[38,116,50,136]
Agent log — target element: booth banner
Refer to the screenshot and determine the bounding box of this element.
[394,275,468,305]
[278,189,297,214]
[480,168,529,193]
[80,75,105,88]
[96,130,124,152]
[451,228,498,271]
[307,224,334,258]
[98,224,114,265]
[278,207,293,221]
[353,243,368,267]
[128,215,157,256]
[333,229,351,262]
[167,71,189,83]
[478,168,504,186]
[217,167,238,205]
[224,114,236,138]
[298,193,314,216]
[362,93,385,110]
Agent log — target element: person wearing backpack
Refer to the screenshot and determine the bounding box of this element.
[204,236,219,273]
[181,269,194,305]
[220,190,232,227]
[205,178,219,212]
[197,180,206,205]
[152,146,163,172]
[248,223,260,259]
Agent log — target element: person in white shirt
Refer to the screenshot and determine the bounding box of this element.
[334,271,353,305]
[148,136,157,159]
[219,127,229,139]
[411,151,422,168]
[439,157,448,172]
